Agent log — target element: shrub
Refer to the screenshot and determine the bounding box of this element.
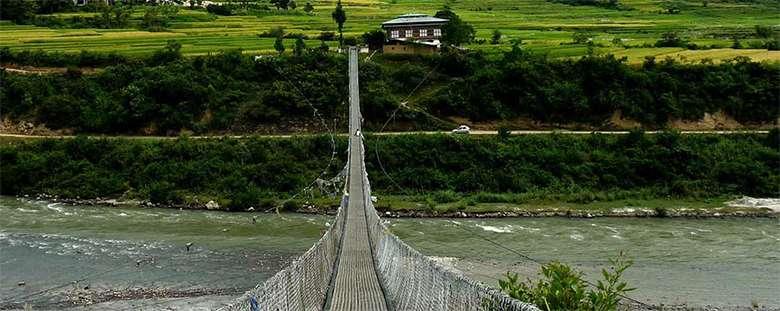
[206,4,233,16]
[499,252,634,311]
[655,32,686,47]
[755,25,776,39]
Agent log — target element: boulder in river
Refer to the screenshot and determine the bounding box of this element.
[205,200,220,210]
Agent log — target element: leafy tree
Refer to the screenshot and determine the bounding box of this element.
[491,29,502,45]
[572,30,592,44]
[655,31,686,47]
[434,8,475,46]
[36,0,75,14]
[731,38,742,49]
[149,40,183,65]
[289,0,297,10]
[303,1,314,13]
[188,0,203,9]
[140,5,178,32]
[660,0,682,14]
[274,36,286,54]
[318,31,336,41]
[271,0,289,10]
[0,0,39,24]
[293,37,306,56]
[755,25,776,39]
[362,29,386,51]
[96,3,131,29]
[332,0,347,49]
[319,40,330,51]
[206,3,232,15]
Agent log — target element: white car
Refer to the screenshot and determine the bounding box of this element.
[451,125,471,134]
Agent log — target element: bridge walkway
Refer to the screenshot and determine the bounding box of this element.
[326,47,389,311]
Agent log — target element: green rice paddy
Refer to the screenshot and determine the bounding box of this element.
[1,0,779,62]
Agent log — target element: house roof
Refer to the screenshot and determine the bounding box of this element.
[381,14,448,27]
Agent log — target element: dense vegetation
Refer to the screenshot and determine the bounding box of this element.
[2,46,778,134]
[498,253,634,311]
[2,132,777,210]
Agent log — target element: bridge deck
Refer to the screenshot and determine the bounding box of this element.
[328,47,388,311]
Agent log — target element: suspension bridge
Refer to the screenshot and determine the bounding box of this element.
[218,47,539,311]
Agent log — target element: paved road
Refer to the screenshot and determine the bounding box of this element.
[0,130,770,141]
[327,47,388,311]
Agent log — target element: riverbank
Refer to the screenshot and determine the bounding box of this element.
[20,193,778,219]
[3,134,778,213]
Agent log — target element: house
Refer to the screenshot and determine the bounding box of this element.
[381,13,448,54]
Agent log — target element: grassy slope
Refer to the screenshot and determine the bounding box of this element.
[0,0,778,62]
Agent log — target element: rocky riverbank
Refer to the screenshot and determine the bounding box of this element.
[19,194,777,219]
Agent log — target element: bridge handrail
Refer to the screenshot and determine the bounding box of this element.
[359,137,540,311]
[218,195,348,311]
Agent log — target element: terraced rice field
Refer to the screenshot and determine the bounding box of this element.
[1,0,778,62]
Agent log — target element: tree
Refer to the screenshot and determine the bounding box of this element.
[36,0,75,14]
[289,0,297,10]
[491,29,502,45]
[149,40,183,65]
[294,37,306,56]
[755,25,776,39]
[303,2,314,14]
[141,5,179,32]
[660,0,682,14]
[362,29,386,51]
[572,30,592,44]
[731,38,742,49]
[319,40,330,51]
[271,0,290,10]
[434,8,475,46]
[655,31,685,47]
[274,36,285,54]
[331,0,347,49]
[0,0,39,24]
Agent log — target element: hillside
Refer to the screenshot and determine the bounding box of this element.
[0,0,778,63]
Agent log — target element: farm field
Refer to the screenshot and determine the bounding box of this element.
[0,0,779,62]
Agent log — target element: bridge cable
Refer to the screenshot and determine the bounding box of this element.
[266,59,341,206]
[371,57,443,195]
[360,55,657,309]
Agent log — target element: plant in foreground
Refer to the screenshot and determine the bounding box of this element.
[498,252,635,310]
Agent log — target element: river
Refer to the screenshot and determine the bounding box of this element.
[1,197,778,310]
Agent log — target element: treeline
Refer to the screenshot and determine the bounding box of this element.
[1,46,778,134]
[0,0,182,31]
[1,132,778,210]
[420,46,779,125]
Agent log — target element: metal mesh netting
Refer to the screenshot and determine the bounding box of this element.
[217,136,538,311]
[217,194,348,311]
[359,138,540,311]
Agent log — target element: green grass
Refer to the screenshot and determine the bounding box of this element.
[1,0,778,62]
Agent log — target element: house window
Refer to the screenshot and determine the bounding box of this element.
[419,29,427,37]
[391,30,399,38]
[433,29,441,37]
[405,30,413,38]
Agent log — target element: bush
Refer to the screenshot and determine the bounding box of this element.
[1,133,778,208]
[206,4,233,16]
[498,252,634,311]
[2,46,778,135]
[655,32,686,47]
[755,25,776,39]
